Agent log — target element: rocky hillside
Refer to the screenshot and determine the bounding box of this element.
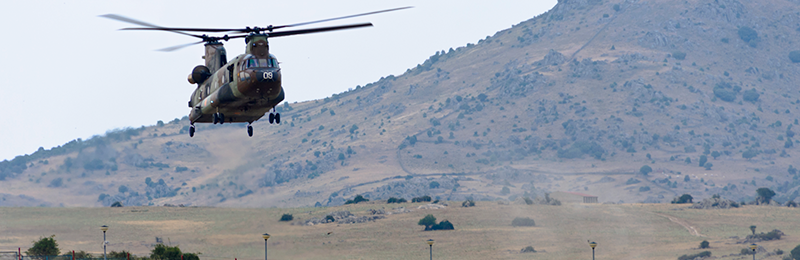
[3,0,800,207]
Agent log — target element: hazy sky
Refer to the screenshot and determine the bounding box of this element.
[0,0,557,161]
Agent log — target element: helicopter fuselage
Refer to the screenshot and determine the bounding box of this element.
[188,37,284,124]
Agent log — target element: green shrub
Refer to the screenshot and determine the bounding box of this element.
[462,200,475,207]
[325,215,335,222]
[432,220,454,230]
[699,240,709,249]
[387,197,407,203]
[743,88,760,102]
[672,51,686,60]
[512,217,536,227]
[790,51,800,63]
[150,244,199,260]
[419,214,437,230]
[743,149,759,159]
[793,244,800,260]
[678,251,711,260]
[523,197,534,205]
[26,235,59,256]
[738,27,758,43]
[672,194,693,204]
[714,87,736,102]
[412,195,432,203]
[754,229,783,241]
[344,194,369,204]
[639,165,652,175]
[280,214,293,221]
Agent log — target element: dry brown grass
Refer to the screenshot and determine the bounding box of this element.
[1,203,799,260]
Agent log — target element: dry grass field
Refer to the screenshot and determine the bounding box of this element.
[2,202,799,260]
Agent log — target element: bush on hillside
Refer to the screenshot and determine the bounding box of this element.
[345,194,369,204]
[678,251,711,260]
[791,244,800,260]
[523,197,534,205]
[512,217,536,227]
[671,194,693,204]
[280,214,293,221]
[432,220,454,230]
[743,88,760,102]
[521,246,537,253]
[714,86,736,102]
[412,195,432,203]
[672,51,686,60]
[387,197,407,204]
[699,240,709,249]
[790,51,800,63]
[640,165,653,175]
[462,200,475,207]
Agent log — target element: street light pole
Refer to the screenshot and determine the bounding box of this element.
[100,225,109,260]
[262,233,270,260]
[589,241,597,260]
[427,239,435,260]
[750,243,757,260]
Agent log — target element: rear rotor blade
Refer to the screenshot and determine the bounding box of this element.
[267,23,373,38]
[270,6,412,30]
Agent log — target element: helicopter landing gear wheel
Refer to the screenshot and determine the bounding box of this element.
[275,113,280,124]
[269,113,275,124]
[189,125,195,137]
[247,124,253,137]
[212,114,218,124]
[218,113,224,124]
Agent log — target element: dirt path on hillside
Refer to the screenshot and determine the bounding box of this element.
[656,213,705,237]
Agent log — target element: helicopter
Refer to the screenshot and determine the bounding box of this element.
[101,7,410,137]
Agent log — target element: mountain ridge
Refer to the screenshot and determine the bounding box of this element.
[3,0,800,208]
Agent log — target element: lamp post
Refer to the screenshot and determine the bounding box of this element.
[426,239,435,260]
[589,241,597,260]
[100,225,109,260]
[750,243,757,260]
[262,233,270,260]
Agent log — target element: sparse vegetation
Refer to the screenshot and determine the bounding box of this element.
[672,194,693,204]
[344,194,369,205]
[26,235,59,257]
[387,197,407,203]
[412,195,432,203]
[511,217,536,227]
[678,251,711,260]
[699,240,709,249]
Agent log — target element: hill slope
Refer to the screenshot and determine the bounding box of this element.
[3,0,800,207]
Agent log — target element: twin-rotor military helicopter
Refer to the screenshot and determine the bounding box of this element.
[102,7,410,137]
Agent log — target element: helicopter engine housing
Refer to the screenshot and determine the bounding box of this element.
[190,65,211,84]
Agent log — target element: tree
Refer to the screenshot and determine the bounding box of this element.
[344,194,369,204]
[742,89,760,102]
[750,225,757,235]
[501,186,511,195]
[699,240,710,249]
[26,235,59,256]
[743,149,759,159]
[699,155,707,167]
[429,181,440,189]
[418,214,437,230]
[672,194,693,204]
[684,175,690,182]
[639,165,652,175]
[789,50,800,63]
[280,214,293,221]
[792,244,800,260]
[756,188,776,204]
[111,201,123,207]
[118,185,129,193]
[150,244,198,260]
[711,151,721,159]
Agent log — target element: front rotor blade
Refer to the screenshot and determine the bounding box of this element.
[156,40,205,52]
[267,23,373,38]
[122,27,241,33]
[100,14,204,38]
[271,6,411,30]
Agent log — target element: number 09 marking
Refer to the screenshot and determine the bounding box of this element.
[263,72,273,80]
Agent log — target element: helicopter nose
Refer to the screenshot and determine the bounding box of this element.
[256,68,281,82]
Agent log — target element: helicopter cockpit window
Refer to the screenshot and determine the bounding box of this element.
[242,55,278,69]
